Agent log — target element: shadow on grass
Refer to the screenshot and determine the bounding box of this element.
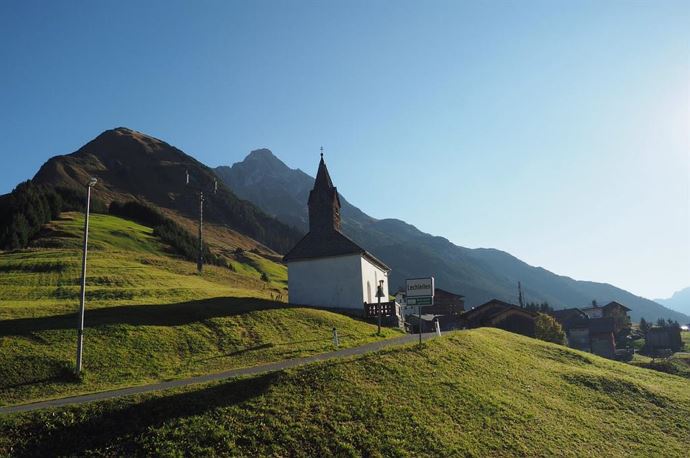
[0,359,79,390]
[9,371,281,457]
[0,297,295,337]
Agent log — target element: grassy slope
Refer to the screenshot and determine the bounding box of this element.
[0,213,399,405]
[0,212,285,320]
[1,329,688,457]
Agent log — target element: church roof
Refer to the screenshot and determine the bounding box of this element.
[314,156,334,189]
[283,229,390,271]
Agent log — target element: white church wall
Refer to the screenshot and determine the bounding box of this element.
[287,254,365,310]
[360,257,389,304]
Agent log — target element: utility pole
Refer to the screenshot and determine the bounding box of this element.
[76,177,97,377]
[185,169,217,273]
[197,191,204,272]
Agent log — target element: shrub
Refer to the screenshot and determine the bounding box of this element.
[535,313,566,345]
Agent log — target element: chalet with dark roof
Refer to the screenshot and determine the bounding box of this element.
[459,299,538,338]
[284,152,391,311]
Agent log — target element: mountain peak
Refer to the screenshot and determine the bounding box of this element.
[234,148,293,176]
[246,148,277,161]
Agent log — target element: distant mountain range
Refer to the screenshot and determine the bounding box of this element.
[216,149,690,323]
[655,287,690,319]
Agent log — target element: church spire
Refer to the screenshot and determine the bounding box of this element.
[308,148,341,233]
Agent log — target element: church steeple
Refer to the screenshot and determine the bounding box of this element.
[308,149,341,233]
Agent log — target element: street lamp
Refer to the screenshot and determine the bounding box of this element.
[75,177,97,377]
[376,279,385,335]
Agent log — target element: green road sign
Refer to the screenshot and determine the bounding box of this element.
[408,296,433,306]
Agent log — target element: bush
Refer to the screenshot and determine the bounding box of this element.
[535,313,566,345]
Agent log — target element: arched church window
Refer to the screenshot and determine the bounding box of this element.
[367,281,372,303]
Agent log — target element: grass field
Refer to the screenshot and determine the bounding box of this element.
[0,212,287,320]
[1,328,688,457]
[0,213,400,406]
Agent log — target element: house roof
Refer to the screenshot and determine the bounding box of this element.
[551,308,589,328]
[461,299,537,324]
[486,307,537,325]
[283,229,390,271]
[435,288,465,299]
[581,301,631,313]
[603,301,631,312]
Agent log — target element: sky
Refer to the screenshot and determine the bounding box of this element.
[0,0,688,299]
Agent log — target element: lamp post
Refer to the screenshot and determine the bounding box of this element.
[75,177,97,377]
[185,169,217,273]
[376,279,385,335]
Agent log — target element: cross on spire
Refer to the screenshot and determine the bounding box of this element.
[320,146,324,159]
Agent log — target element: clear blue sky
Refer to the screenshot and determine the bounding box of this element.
[1,0,688,299]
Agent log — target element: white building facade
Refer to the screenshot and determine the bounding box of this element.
[284,154,390,312]
[287,254,389,310]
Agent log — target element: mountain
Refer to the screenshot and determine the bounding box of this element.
[656,287,690,321]
[216,150,689,323]
[31,128,301,255]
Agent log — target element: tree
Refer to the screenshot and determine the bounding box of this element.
[535,313,566,345]
[639,318,650,336]
[657,318,667,327]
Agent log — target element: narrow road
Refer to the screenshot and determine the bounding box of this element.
[0,332,436,415]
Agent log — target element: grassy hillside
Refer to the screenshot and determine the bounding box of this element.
[1,329,688,457]
[0,212,285,320]
[0,213,399,405]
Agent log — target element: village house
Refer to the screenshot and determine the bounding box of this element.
[580,301,631,338]
[459,299,538,338]
[283,153,392,313]
[551,301,632,359]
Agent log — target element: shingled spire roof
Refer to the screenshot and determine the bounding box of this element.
[313,154,334,190]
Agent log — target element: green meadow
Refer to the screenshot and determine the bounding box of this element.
[0,213,399,406]
[1,329,688,457]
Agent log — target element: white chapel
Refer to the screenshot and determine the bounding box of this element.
[284,153,390,311]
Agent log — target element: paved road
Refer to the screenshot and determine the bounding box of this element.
[0,332,436,415]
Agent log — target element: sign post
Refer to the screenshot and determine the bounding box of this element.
[406,277,434,345]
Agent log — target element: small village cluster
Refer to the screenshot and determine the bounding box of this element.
[284,155,683,360]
